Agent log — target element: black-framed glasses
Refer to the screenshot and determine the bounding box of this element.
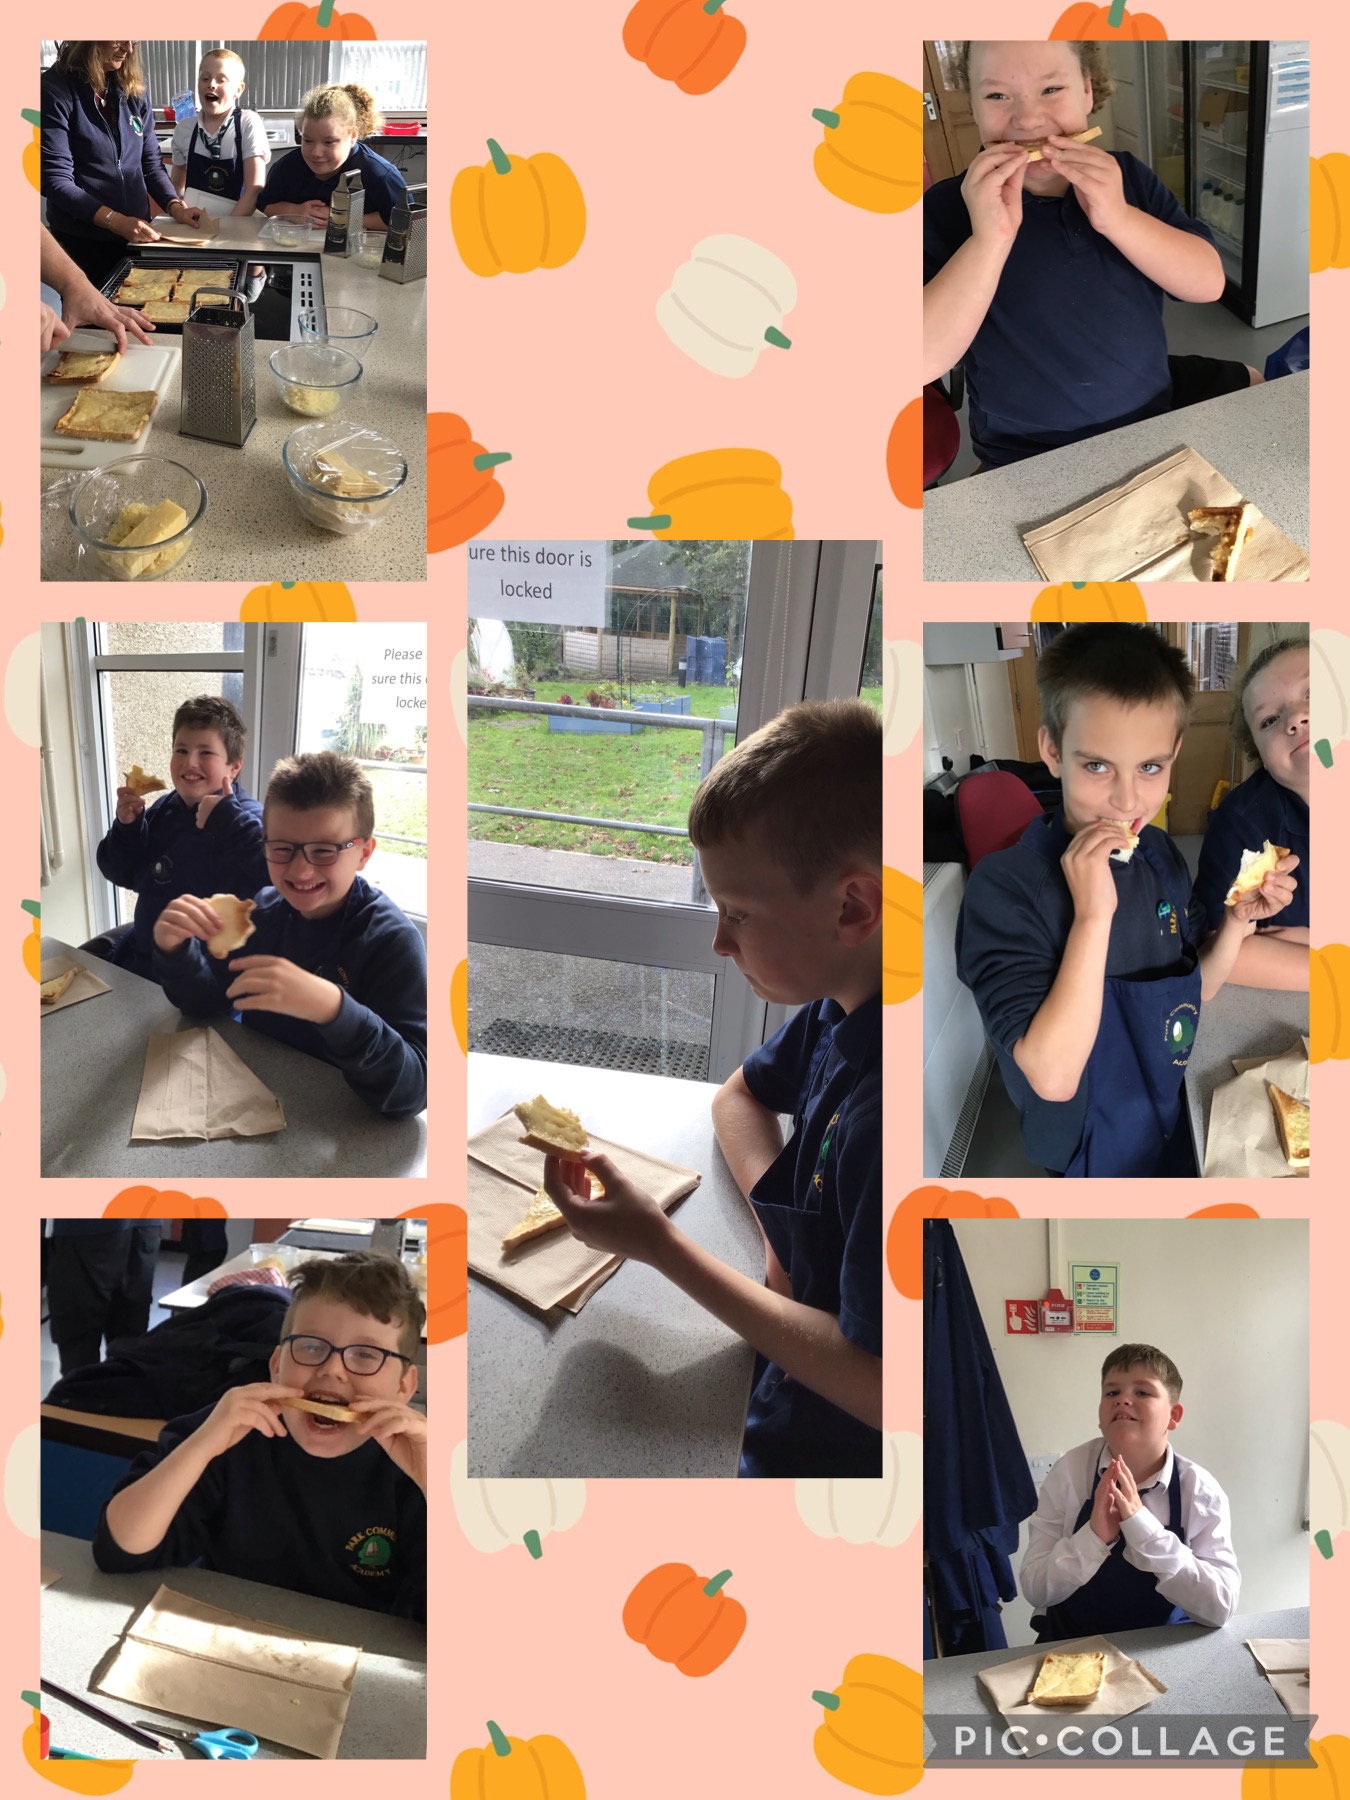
[263,838,362,868]
[280,1334,412,1376]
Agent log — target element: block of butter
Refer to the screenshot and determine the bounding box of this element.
[103,499,190,580]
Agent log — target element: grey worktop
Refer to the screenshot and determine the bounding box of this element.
[468,1053,764,1478]
[924,371,1309,582]
[1185,982,1309,1174]
[40,1532,425,1761]
[40,938,426,1179]
[41,230,426,583]
[923,1605,1309,1721]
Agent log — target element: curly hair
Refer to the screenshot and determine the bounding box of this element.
[1230,635,1309,764]
[952,41,1116,111]
[299,83,384,141]
[284,1250,425,1360]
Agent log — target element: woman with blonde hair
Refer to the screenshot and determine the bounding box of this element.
[262,84,406,230]
[41,40,202,284]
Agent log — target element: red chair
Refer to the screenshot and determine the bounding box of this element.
[956,771,1043,871]
[924,381,961,487]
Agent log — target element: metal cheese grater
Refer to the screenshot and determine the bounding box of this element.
[324,169,365,256]
[370,1219,408,1258]
[379,184,428,284]
[179,288,256,447]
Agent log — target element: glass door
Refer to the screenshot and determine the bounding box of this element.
[1191,40,1253,283]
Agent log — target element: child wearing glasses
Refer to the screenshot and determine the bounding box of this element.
[96,1253,427,1620]
[90,695,267,982]
[170,48,270,217]
[151,749,427,1118]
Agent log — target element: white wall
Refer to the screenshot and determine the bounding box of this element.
[39,625,92,947]
[923,661,1019,782]
[950,1218,1309,1645]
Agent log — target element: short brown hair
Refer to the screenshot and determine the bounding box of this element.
[300,82,383,140]
[1037,625,1193,751]
[1231,635,1309,764]
[173,695,246,764]
[955,40,1115,110]
[687,698,881,895]
[266,750,375,837]
[53,41,148,101]
[283,1250,424,1361]
[1101,1343,1182,1403]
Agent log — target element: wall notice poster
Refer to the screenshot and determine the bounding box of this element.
[1071,1263,1119,1334]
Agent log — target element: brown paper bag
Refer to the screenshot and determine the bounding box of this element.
[39,955,112,1015]
[1245,1640,1311,1716]
[95,1585,360,1758]
[131,1027,286,1141]
[1202,1039,1308,1178]
[468,1110,700,1313]
[152,213,221,243]
[978,1635,1167,1757]
[1022,446,1309,582]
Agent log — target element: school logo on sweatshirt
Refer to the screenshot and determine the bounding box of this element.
[1163,1002,1198,1066]
[346,1525,395,1576]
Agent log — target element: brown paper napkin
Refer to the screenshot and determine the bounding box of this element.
[1202,1038,1308,1178]
[1022,446,1309,582]
[153,213,221,243]
[40,1566,61,1588]
[95,1584,360,1758]
[978,1635,1167,1757]
[131,1027,286,1141]
[39,955,112,1015]
[468,1110,701,1313]
[1245,1641,1311,1716]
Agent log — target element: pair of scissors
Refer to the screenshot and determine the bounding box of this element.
[142,1723,259,1760]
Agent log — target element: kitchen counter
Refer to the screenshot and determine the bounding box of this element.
[40,937,427,1178]
[468,1053,764,1478]
[1185,979,1309,1173]
[924,371,1309,582]
[40,1532,426,1760]
[41,227,426,584]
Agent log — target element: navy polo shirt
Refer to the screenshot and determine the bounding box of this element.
[956,811,1200,1171]
[738,992,881,1478]
[1193,768,1309,934]
[924,151,1216,467]
[262,140,406,225]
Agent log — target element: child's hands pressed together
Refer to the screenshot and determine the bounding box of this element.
[1089,1458,1122,1543]
[542,1151,674,1266]
[1107,1455,1142,1522]
[226,955,343,1024]
[961,143,1028,248]
[1061,821,1131,925]
[1041,137,1129,236]
[349,1398,427,1495]
[153,893,225,953]
[194,773,235,830]
[1227,853,1300,926]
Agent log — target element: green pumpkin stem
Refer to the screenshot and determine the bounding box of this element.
[764,327,791,350]
[703,0,728,13]
[812,108,841,130]
[486,1721,512,1757]
[487,139,513,177]
[628,513,672,531]
[702,1568,734,1598]
[1107,0,1127,28]
[1071,581,1088,589]
[21,1691,41,1709]
[813,1690,842,1711]
[523,1528,543,1559]
[22,109,41,128]
[473,451,513,472]
[317,0,337,29]
[21,899,40,919]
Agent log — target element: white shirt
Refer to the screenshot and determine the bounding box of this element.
[1019,1437,1240,1627]
[171,109,270,170]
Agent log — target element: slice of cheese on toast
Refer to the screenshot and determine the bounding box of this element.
[40,969,78,1005]
[1027,1651,1105,1706]
[513,1094,590,1155]
[1019,126,1102,161]
[502,1176,606,1253]
[48,350,121,385]
[114,277,177,304]
[289,1396,359,1423]
[123,763,168,797]
[1270,1084,1309,1168]
[140,299,191,324]
[1104,819,1141,864]
[54,387,159,443]
[1224,839,1289,906]
[1188,503,1256,582]
[205,894,256,959]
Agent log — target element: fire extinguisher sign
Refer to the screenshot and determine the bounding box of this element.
[1070,1263,1118,1334]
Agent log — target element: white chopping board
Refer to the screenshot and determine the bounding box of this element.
[40,342,182,468]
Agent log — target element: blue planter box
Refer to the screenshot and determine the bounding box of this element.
[634,696,692,715]
[547,696,690,735]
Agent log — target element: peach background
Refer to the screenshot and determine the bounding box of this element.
[1,2,1342,1795]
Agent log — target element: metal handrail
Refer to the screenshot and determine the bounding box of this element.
[467,696,711,728]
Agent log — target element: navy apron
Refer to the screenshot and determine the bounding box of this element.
[185,105,244,201]
[1035,1451,1191,1641]
[1063,843,1202,1178]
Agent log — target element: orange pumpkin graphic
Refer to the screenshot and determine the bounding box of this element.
[887,401,921,509]
[624,1562,747,1674]
[888,1184,1020,1300]
[258,1,376,40]
[623,0,746,95]
[23,109,40,190]
[1311,154,1350,273]
[1311,945,1350,1062]
[451,1720,585,1799]
[1031,580,1148,622]
[1049,4,1167,40]
[23,898,41,982]
[451,141,586,276]
[428,413,511,551]
[103,1187,227,1219]
[813,1654,924,1795]
[239,580,356,621]
[402,1203,466,1342]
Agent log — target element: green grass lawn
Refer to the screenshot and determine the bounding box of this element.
[368,765,427,859]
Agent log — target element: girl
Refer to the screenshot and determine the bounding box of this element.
[1193,637,1309,990]
[41,41,202,286]
[262,84,405,231]
[171,48,269,218]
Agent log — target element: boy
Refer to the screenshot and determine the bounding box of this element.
[955,625,1298,1177]
[924,41,1251,469]
[170,48,270,217]
[1021,1344,1239,1639]
[151,750,427,1119]
[92,696,267,983]
[542,699,882,1478]
[95,1252,427,1621]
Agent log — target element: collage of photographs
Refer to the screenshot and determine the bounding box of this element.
[12,17,1329,1796]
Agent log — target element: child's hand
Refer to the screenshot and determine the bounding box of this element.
[115,784,146,826]
[195,1381,305,1458]
[961,143,1028,248]
[1061,820,1130,925]
[1041,137,1129,236]
[1089,1458,1122,1543]
[226,955,343,1024]
[153,893,224,953]
[1108,1455,1142,1522]
[542,1151,674,1266]
[349,1398,427,1495]
[1228,852,1300,926]
[195,774,234,830]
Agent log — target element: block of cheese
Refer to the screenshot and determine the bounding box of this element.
[513,1095,590,1155]
[309,447,386,497]
[102,500,190,580]
[1027,1651,1105,1706]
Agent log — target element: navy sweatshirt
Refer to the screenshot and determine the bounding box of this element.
[42,66,180,245]
[152,875,427,1119]
[262,139,407,226]
[93,1404,427,1622]
[96,784,268,983]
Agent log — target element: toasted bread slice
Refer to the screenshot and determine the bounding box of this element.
[1103,819,1141,864]
[54,387,158,443]
[118,266,183,285]
[140,299,191,324]
[1027,1651,1106,1706]
[114,277,176,305]
[123,763,168,797]
[502,1176,605,1252]
[1270,1084,1309,1168]
[48,350,121,385]
[204,894,256,959]
[513,1095,589,1155]
[289,1396,359,1423]
[1018,126,1102,161]
[1188,503,1256,581]
[40,969,78,1005]
[1224,839,1290,906]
